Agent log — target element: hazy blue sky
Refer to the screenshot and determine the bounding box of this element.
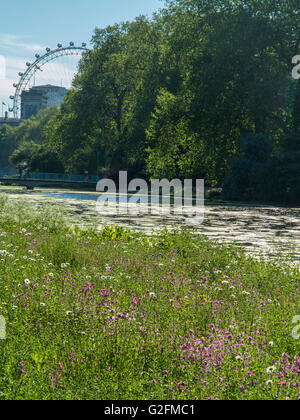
[0,0,164,116]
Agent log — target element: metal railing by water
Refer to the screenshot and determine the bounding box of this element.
[0,172,98,183]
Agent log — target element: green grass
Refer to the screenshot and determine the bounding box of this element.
[0,195,299,400]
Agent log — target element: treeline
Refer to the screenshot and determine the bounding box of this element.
[1,0,300,202]
[0,107,62,173]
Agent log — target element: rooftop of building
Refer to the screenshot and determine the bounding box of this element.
[21,89,48,97]
[31,84,68,90]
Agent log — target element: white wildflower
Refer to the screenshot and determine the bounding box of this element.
[266,366,276,374]
[266,380,273,386]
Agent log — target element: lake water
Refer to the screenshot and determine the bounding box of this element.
[32,191,159,203]
[1,186,300,261]
[33,191,103,202]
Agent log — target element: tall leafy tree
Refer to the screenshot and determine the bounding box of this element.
[46,18,163,174]
[45,0,300,185]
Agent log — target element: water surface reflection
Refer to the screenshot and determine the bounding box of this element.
[2,186,300,261]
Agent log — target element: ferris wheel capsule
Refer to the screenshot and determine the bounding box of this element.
[35,54,40,59]
[82,43,87,47]
[46,48,51,52]
[18,72,23,77]
[26,62,31,67]
[57,43,62,48]
[10,96,15,100]
[70,42,74,47]
[13,83,18,88]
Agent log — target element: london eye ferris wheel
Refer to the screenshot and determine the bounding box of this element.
[9,42,90,119]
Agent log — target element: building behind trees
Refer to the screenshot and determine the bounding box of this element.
[21,85,68,120]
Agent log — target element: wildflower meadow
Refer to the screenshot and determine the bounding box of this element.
[0,196,299,400]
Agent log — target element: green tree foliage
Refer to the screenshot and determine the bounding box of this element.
[0,107,61,173]
[46,18,162,174]
[9,141,41,167]
[146,89,201,179]
[223,134,274,201]
[13,106,59,146]
[30,148,64,173]
[224,132,300,204]
[148,0,299,182]
[0,124,16,172]
[271,133,300,204]
[44,0,299,187]
[9,140,63,174]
